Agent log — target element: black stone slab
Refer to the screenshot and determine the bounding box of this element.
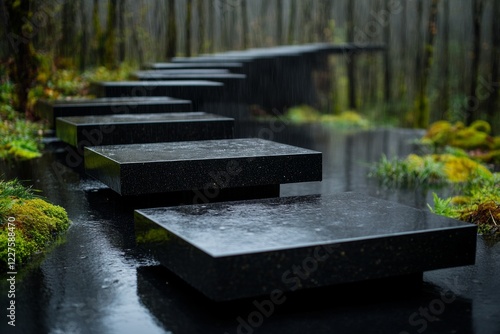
[132,69,231,79]
[172,55,256,63]
[84,138,322,196]
[144,62,245,73]
[134,192,477,301]
[90,80,225,109]
[35,97,193,128]
[130,69,230,82]
[130,70,233,83]
[132,73,246,91]
[56,112,234,148]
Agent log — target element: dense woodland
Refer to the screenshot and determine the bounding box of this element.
[1,0,499,129]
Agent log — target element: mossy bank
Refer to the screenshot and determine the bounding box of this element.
[0,179,70,271]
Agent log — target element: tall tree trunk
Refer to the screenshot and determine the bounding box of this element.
[130,7,144,65]
[79,0,88,72]
[347,0,357,109]
[384,0,391,105]
[3,0,38,118]
[415,0,440,128]
[60,1,76,64]
[413,0,424,126]
[105,0,117,69]
[91,0,103,66]
[241,0,248,49]
[487,0,500,129]
[276,0,283,45]
[287,0,297,44]
[197,0,205,54]
[466,0,484,124]
[118,0,126,62]
[398,0,407,99]
[185,0,192,57]
[166,0,177,59]
[221,1,228,50]
[259,0,271,45]
[301,0,313,43]
[229,2,237,49]
[441,0,450,118]
[208,0,214,52]
[318,0,333,42]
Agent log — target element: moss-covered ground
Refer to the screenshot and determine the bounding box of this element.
[0,179,70,271]
[371,120,500,239]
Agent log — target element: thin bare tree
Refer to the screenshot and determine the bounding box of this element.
[185,0,192,56]
[166,0,177,59]
[466,0,485,124]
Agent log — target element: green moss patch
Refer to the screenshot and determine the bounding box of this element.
[370,120,500,240]
[0,179,70,270]
[421,120,500,165]
[430,174,500,239]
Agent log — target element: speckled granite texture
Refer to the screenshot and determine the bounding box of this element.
[84,138,322,196]
[135,193,477,301]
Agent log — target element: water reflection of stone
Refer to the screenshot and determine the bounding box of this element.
[137,265,473,334]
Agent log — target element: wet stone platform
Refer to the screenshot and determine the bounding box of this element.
[131,72,246,84]
[131,69,231,79]
[134,192,477,301]
[84,138,322,197]
[90,80,225,109]
[56,112,234,148]
[144,61,245,72]
[35,96,193,128]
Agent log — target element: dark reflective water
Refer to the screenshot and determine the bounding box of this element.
[1,123,499,334]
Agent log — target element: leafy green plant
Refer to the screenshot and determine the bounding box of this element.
[0,179,37,201]
[1,73,47,160]
[0,117,43,160]
[29,61,137,104]
[371,153,492,187]
[369,154,447,187]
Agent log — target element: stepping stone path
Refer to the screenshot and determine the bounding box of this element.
[39,43,476,302]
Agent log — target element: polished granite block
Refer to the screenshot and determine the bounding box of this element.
[134,193,477,301]
[132,72,244,82]
[172,55,256,63]
[56,112,234,148]
[84,138,322,196]
[131,69,231,79]
[90,80,225,109]
[144,62,245,72]
[35,97,192,128]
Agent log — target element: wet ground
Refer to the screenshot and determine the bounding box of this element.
[1,122,499,334]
